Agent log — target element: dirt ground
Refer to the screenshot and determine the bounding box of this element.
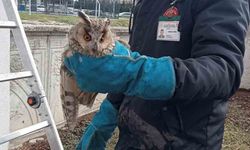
[13,90,250,150]
[223,90,250,150]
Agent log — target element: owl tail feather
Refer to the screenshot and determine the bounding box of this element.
[60,64,79,130]
[60,64,98,130]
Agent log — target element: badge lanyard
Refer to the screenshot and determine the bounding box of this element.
[157,0,182,42]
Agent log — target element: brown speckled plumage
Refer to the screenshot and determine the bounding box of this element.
[60,12,115,130]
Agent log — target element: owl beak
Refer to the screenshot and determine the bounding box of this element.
[92,43,99,52]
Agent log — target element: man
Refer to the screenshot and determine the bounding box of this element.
[64,0,250,149]
[158,29,165,40]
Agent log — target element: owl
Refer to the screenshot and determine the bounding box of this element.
[60,12,115,130]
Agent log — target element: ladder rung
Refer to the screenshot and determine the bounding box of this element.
[0,71,33,82]
[0,121,50,145]
[0,21,17,28]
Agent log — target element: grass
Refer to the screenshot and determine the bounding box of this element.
[19,12,129,27]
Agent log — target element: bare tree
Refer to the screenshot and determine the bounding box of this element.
[44,0,48,13]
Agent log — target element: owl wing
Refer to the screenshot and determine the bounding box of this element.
[60,63,79,130]
[60,49,98,130]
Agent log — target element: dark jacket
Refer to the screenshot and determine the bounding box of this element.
[108,0,250,149]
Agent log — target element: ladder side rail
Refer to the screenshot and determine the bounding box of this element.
[2,0,64,149]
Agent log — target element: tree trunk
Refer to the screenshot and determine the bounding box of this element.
[44,0,48,13]
[52,0,55,12]
[64,0,68,14]
[24,0,27,7]
[80,0,82,11]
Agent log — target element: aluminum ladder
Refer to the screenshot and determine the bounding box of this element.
[0,0,64,149]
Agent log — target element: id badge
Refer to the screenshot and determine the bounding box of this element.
[157,16,180,42]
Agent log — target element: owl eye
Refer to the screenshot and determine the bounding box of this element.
[100,37,104,42]
[84,35,91,41]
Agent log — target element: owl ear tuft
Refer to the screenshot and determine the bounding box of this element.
[104,18,111,26]
[103,18,111,31]
[78,11,91,26]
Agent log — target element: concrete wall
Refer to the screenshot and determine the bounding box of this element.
[241,31,250,90]
[0,1,10,150]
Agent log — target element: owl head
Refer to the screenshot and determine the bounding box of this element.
[69,11,114,55]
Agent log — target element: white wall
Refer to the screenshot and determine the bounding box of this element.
[241,31,250,89]
[0,1,10,150]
